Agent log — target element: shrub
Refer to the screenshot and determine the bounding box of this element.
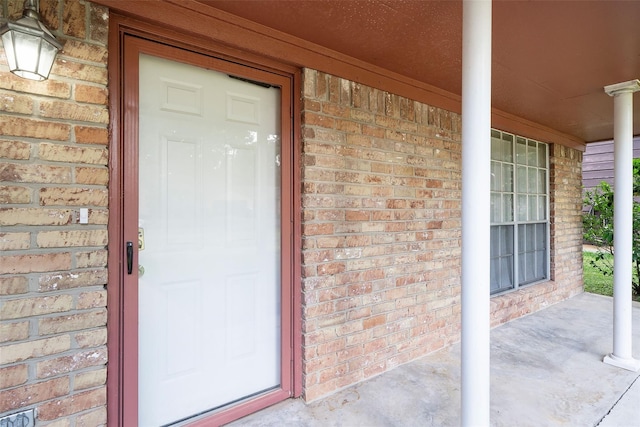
[582,158,640,296]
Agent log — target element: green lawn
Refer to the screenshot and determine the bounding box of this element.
[583,251,640,301]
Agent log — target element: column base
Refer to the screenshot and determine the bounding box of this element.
[603,354,640,372]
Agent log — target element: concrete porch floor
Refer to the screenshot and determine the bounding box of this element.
[228,293,640,426]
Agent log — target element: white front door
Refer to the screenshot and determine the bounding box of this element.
[137,53,282,426]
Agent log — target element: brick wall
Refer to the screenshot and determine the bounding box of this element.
[549,144,584,293]
[0,1,109,425]
[300,69,464,401]
[300,69,584,401]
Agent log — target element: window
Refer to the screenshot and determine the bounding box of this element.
[490,130,549,294]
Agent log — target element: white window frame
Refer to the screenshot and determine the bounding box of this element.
[490,129,551,295]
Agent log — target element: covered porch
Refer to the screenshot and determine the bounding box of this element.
[229,293,640,426]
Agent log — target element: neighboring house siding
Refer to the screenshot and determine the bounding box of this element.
[582,136,640,190]
[0,1,109,425]
[0,1,584,424]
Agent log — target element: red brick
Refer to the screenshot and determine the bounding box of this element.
[62,40,108,63]
[38,309,107,335]
[0,253,72,274]
[363,314,387,329]
[38,0,60,30]
[36,229,108,248]
[0,276,28,295]
[75,328,107,348]
[89,3,109,44]
[77,291,107,309]
[0,294,73,320]
[39,269,107,292]
[77,406,107,426]
[0,185,32,203]
[74,250,107,268]
[0,208,73,226]
[62,0,86,38]
[37,347,107,379]
[0,162,72,183]
[74,126,108,145]
[37,387,106,421]
[74,368,107,390]
[39,143,107,164]
[39,187,108,206]
[39,100,108,123]
[0,73,71,99]
[0,377,69,413]
[51,60,107,85]
[0,139,30,160]
[0,91,33,113]
[0,117,71,141]
[304,112,336,128]
[0,364,28,388]
[0,320,29,342]
[0,232,30,250]
[75,162,109,183]
[1,335,71,364]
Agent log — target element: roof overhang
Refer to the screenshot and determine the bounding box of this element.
[97,0,640,145]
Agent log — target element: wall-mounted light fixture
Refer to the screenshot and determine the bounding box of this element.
[0,0,62,81]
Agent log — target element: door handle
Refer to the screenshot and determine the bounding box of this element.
[126,241,133,274]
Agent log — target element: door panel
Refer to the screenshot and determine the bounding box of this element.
[137,53,282,426]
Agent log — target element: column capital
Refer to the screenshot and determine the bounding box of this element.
[604,79,640,96]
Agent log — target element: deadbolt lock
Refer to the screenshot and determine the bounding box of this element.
[138,227,145,250]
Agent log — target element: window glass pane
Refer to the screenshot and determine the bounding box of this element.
[491,129,501,139]
[538,169,546,193]
[491,137,502,161]
[536,251,546,279]
[526,224,535,251]
[491,226,500,257]
[517,195,528,221]
[536,224,546,249]
[503,193,513,222]
[528,195,538,220]
[526,252,536,281]
[503,164,513,192]
[516,138,527,165]
[491,161,501,191]
[518,253,525,284]
[491,192,502,223]
[528,167,537,193]
[501,257,514,289]
[538,196,546,220]
[517,165,527,193]
[502,138,513,163]
[517,224,525,252]
[502,225,514,254]
[527,140,537,166]
[491,257,500,292]
[537,143,546,168]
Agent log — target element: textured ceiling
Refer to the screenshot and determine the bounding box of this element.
[205,0,640,143]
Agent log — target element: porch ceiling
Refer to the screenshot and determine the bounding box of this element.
[202,0,640,143]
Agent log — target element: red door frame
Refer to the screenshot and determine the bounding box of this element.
[107,15,302,426]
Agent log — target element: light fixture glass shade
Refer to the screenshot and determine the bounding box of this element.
[0,8,62,81]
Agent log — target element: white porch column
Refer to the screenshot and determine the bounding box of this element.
[603,79,640,372]
[461,0,492,425]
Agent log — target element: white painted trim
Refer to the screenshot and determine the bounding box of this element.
[604,79,640,96]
